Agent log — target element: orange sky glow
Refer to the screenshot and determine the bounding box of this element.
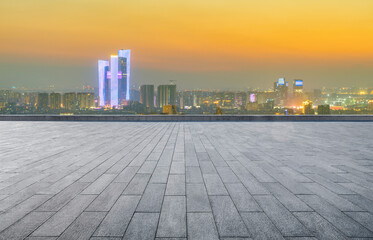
[1,0,373,71]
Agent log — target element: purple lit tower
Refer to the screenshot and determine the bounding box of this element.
[98,60,109,107]
[98,49,131,107]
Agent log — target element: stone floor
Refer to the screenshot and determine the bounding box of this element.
[0,122,372,240]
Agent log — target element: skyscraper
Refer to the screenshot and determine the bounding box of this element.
[98,49,131,108]
[118,50,131,103]
[274,78,288,104]
[98,60,109,107]
[157,84,176,108]
[140,85,154,107]
[293,79,304,97]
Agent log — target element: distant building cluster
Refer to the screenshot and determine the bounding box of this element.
[1,51,373,115]
[0,90,95,113]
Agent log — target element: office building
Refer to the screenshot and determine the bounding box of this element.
[140,85,154,107]
[98,49,131,107]
[50,93,61,110]
[98,60,110,107]
[157,84,176,108]
[293,79,304,97]
[274,78,288,103]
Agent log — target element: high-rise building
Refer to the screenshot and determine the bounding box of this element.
[50,93,61,110]
[157,84,176,108]
[98,60,109,107]
[77,92,95,109]
[274,78,288,104]
[293,79,303,97]
[118,50,131,103]
[37,93,49,110]
[140,85,154,107]
[63,92,76,111]
[98,49,131,107]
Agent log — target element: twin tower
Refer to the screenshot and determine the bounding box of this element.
[98,49,131,107]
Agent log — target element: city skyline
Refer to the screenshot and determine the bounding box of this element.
[1,0,373,90]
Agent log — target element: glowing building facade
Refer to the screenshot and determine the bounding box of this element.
[98,49,131,107]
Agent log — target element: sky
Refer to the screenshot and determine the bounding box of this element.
[0,0,372,91]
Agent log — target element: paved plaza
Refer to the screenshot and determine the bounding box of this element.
[0,121,373,240]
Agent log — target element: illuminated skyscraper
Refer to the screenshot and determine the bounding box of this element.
[118,50,131,103]
[293,79,304,97]
[110,55,119,107]
[98,49,131,107]
[274,77,288,104]
[98,60,109,107]
[140,85,154,107]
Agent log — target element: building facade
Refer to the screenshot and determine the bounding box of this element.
[98,49,131,107]
[157,85,176,108]
[140,85,154,108]
[50,93,61,110]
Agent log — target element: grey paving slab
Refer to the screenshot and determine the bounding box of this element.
[186,183,211,212]
[37,182,89,211]
[114,166,139,183]
[165,174,185,196]
[150,166,170,183]
[293,212,348,240]
[0,211,54,240]
[136,183,166,212]
[254,195,310,237]
[341,194,373,213]
[157,196,186,238]
[187,213,219,240]
[1,122,373,239]
[216,167,240,183]
[0,194,51,232]
[298,194,373,238]
[86,182,128,211]
[170,162,185,175]
[57,212,106,240]
[94,195,141,237]
[32,195,96,237]
[241,212,285,240]
[122,174,150,195]
[186,166,203,183]
[344,211,373,232]
[203,174,228,195]
[81,174,117,195]
[225,183,262,212]
[123,213,159,240]
[263,183,312,212]
[209,195,249,238]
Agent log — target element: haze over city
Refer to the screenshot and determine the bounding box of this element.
[1,0,373,90]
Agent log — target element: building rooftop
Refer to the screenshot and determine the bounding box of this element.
[0,121,372,239]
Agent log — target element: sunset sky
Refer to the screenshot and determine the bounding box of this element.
[0,0,372,90]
